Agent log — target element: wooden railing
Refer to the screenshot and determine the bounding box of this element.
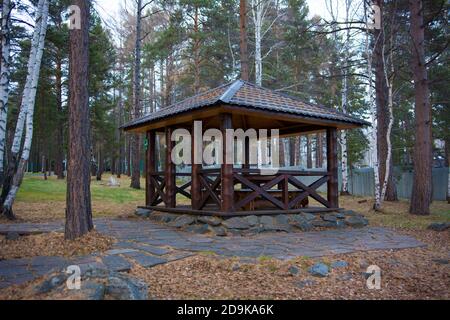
[233,169,330,210]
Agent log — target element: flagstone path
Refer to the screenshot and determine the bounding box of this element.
[0,219,425,289]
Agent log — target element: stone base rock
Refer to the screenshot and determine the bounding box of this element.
[34,267,148,300]
[138,210,369,237]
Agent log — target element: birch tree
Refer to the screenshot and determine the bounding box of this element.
[380,23,395,204]
[340,0,352,195]
[1,0,49,219]
[365,0,382,210]
[250,0,283,86]
[0,0,12,185]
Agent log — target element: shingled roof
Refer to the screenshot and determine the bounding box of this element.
[122,80,369,131]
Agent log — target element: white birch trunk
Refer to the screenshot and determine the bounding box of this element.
[340,69,349,194]
[10,0,45,156]
[340,1,351,195]
[380,38,394,202]
[366,5,381,210]
[2,0,49,214]
[251,0,263,86]
[0,0,12,180]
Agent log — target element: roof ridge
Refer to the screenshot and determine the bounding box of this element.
[219,80,245,103]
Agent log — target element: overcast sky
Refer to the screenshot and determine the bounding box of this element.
[94,0,338,25]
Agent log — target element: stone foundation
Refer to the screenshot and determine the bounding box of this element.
[135,209,369,237]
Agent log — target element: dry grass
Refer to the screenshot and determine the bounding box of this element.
[339,195,450,230]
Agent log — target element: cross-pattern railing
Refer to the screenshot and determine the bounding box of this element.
[148,172,192,206]
[233,169,330,210]
[198,168,221,210]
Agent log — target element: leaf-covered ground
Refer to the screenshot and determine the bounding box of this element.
[127,229,449,300]
[0,174,448,300]
[0,231,115,260]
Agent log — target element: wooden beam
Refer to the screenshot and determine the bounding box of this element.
[221,113,234,213]
[191,122,202,210]
[146,130,156,206]
[139,206,342,217]
[165,127,176,208]
[327,127,339,208]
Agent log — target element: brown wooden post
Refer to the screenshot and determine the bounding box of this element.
[165,127,176,208]
[221,113,234,213]
[191,122,202,210]
[327,127,339,208]
[146,130,156,206]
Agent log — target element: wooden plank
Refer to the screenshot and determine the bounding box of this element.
[191,122,202,210]
[199,175,221,208]
[165,127,176,208]
[146,130,156,207]
[140,206,342,217]
[221,113,234,212]
[327,127,339,208]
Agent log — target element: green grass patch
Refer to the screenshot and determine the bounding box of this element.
[16,174,145,204]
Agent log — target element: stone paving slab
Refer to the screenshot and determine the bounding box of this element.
[101,255,132,272]
[122,252,168,268]
[0,219,426,290]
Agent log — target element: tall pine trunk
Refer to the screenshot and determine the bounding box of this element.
[130,0,143,189]
[0,0,12,185]
[55,45,65,180]
[65,0,93,239]
[306,135,312,169]
[240,0,249,81]
[316,133,323,168]
[409,0,432,215]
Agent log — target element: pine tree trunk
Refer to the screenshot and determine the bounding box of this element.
[306,135,312,169]
[193,5,201,94]
[316,133,323,169]
[240,0,249,81]
[289,138,295,167]
[130,0,143,190]
[96,148,103,181]
[294,136,300,166]
[65,0,93,239]
[1,0,49,219]
[0,0,12,185]
[409,0,432,215]
[55,45,65,180]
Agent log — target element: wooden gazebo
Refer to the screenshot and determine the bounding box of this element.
[122,80,368,217]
